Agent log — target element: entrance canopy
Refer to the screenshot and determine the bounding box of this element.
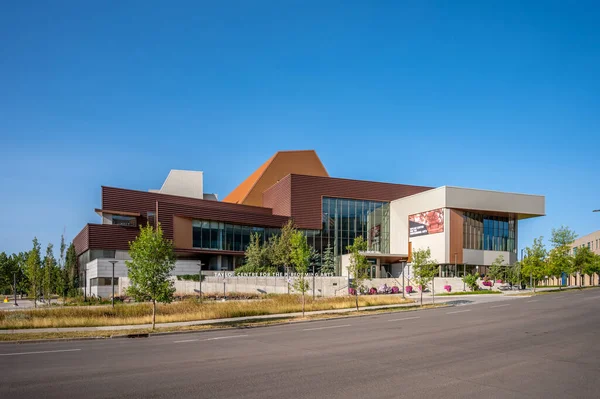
[359,252,408,264]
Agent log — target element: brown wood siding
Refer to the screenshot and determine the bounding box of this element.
[449,209,464,264]
[286,174,433,229]
[157,201,290,243]
[102,186,276,216]
[83,224,141,252]
[73,225,90,255]
[262,174,292,217]
[173,216,192,249]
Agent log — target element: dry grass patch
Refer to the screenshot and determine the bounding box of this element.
[0,294,413,330]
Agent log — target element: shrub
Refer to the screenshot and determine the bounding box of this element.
[418,285,426,292]
[377,284,393,294]
[369,287,377,295]
[348,288,357,296]
[482,281,493,287]
[405,286,413,294]
[444,285,452,292]
[391,286,400,294]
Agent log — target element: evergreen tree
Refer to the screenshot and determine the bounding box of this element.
[64,243,78,296]
[272,220,296,274]
[321,245,335,275]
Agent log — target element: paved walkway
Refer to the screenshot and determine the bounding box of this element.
[0,293,525,335]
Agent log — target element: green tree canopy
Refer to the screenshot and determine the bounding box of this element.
[573,246,595,287]
[521,237,547,293]
[126,223,176,329]
[547,226,577,287]
[486,255,505,287]
[290,231,311,316]
[411,248,438,305]
[346,236,369,310]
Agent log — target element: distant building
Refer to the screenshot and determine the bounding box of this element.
[74,150,545,297]
[571,230,600,256]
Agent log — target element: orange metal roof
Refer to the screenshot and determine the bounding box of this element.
[222,150,329,207]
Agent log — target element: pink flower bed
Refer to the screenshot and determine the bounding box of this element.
[405,286,413,294]
[444,285,452,292]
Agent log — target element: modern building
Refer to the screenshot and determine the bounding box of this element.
[74,150,545,297]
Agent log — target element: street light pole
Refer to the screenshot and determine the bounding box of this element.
[13,272,18,306]
[197,262,205,300]
[109,260,118,308]
[312,262,316,300]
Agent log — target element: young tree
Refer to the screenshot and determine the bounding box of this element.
[290,231,311,316]
[411,248,438,306]
[486,255,505,289]
[521,237,547,293]
[25,238,42,308]
[321,245,335,275]
[505,261,523,288]
[573,246,595,288]
[126,223,176,329]
[547,226,577,288]
[0,252,12,294]
[462,273,479,292]
[43,243,55,306]
[346,236,369,310]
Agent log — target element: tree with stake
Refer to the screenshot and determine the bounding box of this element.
[126,223,176,330]
[346,236,369,311]
[25,238,42,308]
[411,248,438,306]
[290,231,311,316]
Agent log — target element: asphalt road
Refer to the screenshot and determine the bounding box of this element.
[1,289,600,399]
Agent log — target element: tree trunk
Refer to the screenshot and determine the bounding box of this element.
[302,292,305,317]
[152,299,156,330]
[355,291,359,311]
[420,289,423,306]
[432,279,435,305]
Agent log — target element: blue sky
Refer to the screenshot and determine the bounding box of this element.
[1,1,599,255]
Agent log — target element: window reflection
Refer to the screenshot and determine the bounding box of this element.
[462,212,516,252]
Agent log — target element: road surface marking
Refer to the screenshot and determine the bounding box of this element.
[303,324,351,331]
[526,300,539,303]
[0,349,81,357]
[173,339,199,343]
[490,304,510,308]
[446,309,471,315]
[388,316,420,322]
[202,335,248,341]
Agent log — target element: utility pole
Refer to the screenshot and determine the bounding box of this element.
[84,267,87,302]
[109,260,118,308]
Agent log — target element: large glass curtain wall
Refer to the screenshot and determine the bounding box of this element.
[320,197,390,272]
[463,212,516,252]
[192,220,280,252]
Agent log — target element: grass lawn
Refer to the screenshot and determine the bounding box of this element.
[0,294,414,330]
[436,290,503,296]
[0,303,445,342]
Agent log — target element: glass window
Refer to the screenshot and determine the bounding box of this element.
[112,215,137,227]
